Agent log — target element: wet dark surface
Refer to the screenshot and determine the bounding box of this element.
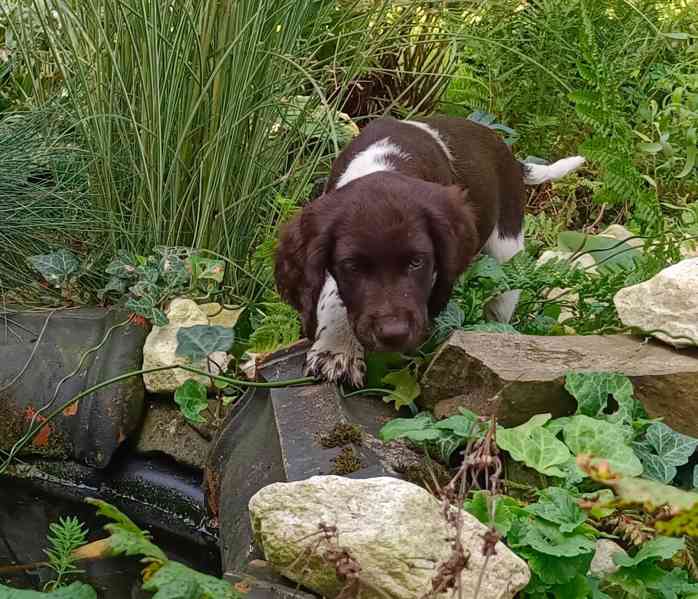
[0,451,220,598]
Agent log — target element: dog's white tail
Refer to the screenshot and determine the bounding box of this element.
[522,156,585,185]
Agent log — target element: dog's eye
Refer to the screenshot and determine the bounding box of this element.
[408,257,425,271]
[341,260,360,273]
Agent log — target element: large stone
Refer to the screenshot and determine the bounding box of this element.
[420,332,698,434]
[142,298,232,393]
[134,399,211,469]
[614,258,698,348]
[249,476,530,599]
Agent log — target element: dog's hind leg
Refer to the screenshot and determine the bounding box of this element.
[304,274,366,387]
[482,226,524,323]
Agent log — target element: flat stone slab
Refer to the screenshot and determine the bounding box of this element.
[420,332,698,434]
[135,400,211,469]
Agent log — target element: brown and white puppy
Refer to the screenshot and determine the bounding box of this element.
[275,116,584,386]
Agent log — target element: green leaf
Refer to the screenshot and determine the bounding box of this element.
[0,582,97,599]
[142,561,241,599]
[563,415,643,477]
[105,252,139,279]
[176,325,235,360]
[85,498,167,562]
[159,254,190,288]
[634,423,698,483]
[497,415,572,478]
[364,352,405,389]
[379,413,439,443]
[381,368,420,410]
[564,372,635,419]
[434,409,481,438]
[98,275,128,298]
[613,536,685,568]
[463,491,522,536]
[558,231,641,271]
[515,519,596,557]
[526,487,586,533]
[517,549,594,586]
[125,296,168,326]
[27,249,79,287]
[189,256,225,289]
[174,379,209,424]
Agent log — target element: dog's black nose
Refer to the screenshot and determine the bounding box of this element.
[375,319,411,350]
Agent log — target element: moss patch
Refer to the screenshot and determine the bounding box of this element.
[331,447,362,475]
[319,423,362,448]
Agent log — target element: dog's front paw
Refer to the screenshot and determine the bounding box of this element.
[305,346,366,388]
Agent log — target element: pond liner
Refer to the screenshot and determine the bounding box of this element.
[207,341,412,581]
[0,307,147,468]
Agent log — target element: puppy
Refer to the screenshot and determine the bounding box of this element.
[275,116,584,386]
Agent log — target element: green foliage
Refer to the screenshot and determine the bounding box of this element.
[634,423,698,484]
[174,379,209,425]
[175,326,235,361]
[43,516,88,591]
[381,367,420,410]
[141,561,239,599]
[0,582,96,599]
[86,498,167,562]
[496,414,573,478]
[378,409,485,463]
[102,249,225,325]
[565,372,638,422]
[27,250,79,289]
[247,301,301,354]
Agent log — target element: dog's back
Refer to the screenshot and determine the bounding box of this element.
[325,116,523,250]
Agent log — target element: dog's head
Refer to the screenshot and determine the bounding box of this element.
[274,172,478,352]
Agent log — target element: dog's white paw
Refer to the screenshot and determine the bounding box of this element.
[305,344,366,388]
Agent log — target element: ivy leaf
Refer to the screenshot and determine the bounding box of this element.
[497,415,573,478]
[634,423,698,483]
[613,536,685,568]
[434,409,481,438]
[379,413,439,443]
[563,415,643,477]
[141,561,241,599]
[125,296,168,326]
[160,254,190,288]
[176,325,235,360]
[98,275,128,298]
[105,251,139,279]
[381,368,420,410]
[27,249,79,287]
[174,380,208,424]
[189,255,225,289]
[85,498,167,562]
[526,487,586,533]
[463,491,523,536]
[693,464,698,489]
[564,372,634,419]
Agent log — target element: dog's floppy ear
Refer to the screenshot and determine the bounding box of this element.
[274,199,333,338]
[422,185,479,317]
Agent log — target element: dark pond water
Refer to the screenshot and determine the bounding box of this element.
[0,452,221,598]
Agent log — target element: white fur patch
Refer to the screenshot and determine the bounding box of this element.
[402,120,454,162]
[305,274,366,386]
[335,137,408,189]
[483,226,525,323]
[483,226,524,263]
[523,156,585,185]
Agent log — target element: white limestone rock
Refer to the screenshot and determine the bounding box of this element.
[589,539,626,578]
[249,476,530,599]
[142,298,232,393]
[614,258,698,348]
